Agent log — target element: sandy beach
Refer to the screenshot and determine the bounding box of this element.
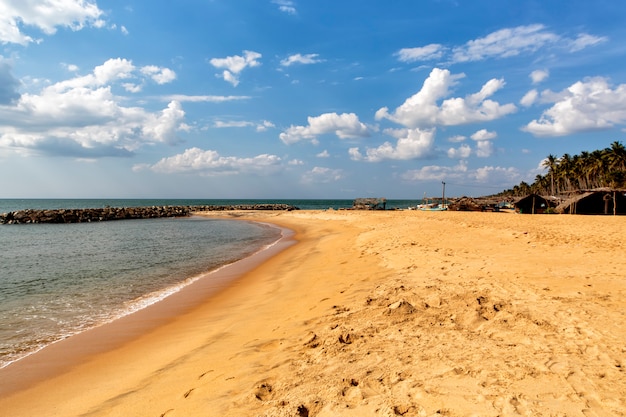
[0,209,625,416]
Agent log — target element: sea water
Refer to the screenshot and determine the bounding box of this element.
[0,200,288,368]
[0,198,420,368]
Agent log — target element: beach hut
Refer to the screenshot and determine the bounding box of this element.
[513,194,553,214]
[555,189,626,215]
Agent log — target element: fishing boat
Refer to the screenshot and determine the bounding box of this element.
[414,182,448,211]
[416,202,448,211]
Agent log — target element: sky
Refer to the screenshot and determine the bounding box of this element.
[1,0,626,199]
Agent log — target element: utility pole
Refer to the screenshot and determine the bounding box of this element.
[442,181,446,206]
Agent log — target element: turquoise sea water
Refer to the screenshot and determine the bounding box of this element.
[0,199,419,368]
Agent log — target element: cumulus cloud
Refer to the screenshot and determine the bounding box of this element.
[447,144,472,159]
[210,50,261,86]
[280,53,324,66]
[316,150,330,158]
[256,120,275,132]
[475,140,495,157]
[0,57,20,104]
[279,112,370,144]
[349,128,436,162]
[301,166,343,184]
[140,65,177,84]
[530,69,549,84]
[272,0,297,15]
[470,129,497,141]
[396,44,445,62]
[0,58,188,157]
[520,89,538,107]
[140,147,282,175]
[375,68,516,128]
[522,77,626,136]
[0,0,105,45]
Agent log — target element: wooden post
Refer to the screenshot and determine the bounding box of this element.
[532,195,535,214]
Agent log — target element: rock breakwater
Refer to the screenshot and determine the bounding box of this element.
[0,204,298,224]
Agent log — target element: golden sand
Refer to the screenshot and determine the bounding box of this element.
[0,210,625,416]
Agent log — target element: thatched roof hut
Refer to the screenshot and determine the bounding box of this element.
[513,194,555,214]
[448,197,501,211]
[555,188,626,215]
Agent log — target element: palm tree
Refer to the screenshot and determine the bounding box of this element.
[608,141,626,175]
[542,154,557,195]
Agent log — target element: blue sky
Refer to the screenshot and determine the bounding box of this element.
[1,0,625,199]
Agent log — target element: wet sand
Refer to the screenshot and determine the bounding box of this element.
[0,210,625,416]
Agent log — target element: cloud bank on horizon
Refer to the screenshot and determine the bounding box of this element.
[0,0,624,198]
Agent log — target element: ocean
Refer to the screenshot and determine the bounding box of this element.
[0,198,419,368]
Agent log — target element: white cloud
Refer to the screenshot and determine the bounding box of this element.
[316,150,330,158]
[256,120,275,132]
[473,165,519,182]
[214,120,254,128]
[140,65,177,84]
[396,25,607,67]
[62,63,80,72]
[279,112,370,144]
[213,119,275,132]
[523,77,626,137]
[0,0,104,45]
[162,94,251,103]
[400,161,520,184]
[375,68,516,128]
[301,166,343,184]
[0,58,189,157]
[569,33,608,52]
[288,158,303,165]
[520,89,538,107]
[396,44,445,62]
[447,144,471,159]
[144,147,282,175]
[451,24,559,63]
[272,0,297,15]
[349,128,435,162]
[470,129,497,141]
[530,69,549,84]
[210,50,262,86]
[448,135,466,143]
[122,83,142,93]
[475,140,495,157]
[280,53,324,66]
[400,161,468,182]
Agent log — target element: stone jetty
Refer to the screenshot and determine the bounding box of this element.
[0,204,299,225]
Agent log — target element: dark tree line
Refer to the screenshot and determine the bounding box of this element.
[498,141,626,198]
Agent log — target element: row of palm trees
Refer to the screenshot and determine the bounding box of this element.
[500,141,626,198]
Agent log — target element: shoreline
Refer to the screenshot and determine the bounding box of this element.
[1,210,624,416]
[0,216,296,397]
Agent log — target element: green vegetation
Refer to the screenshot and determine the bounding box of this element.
[497,141,626,198]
